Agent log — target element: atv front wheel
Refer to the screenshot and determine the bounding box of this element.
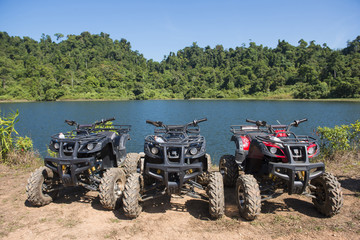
[310,172,343,217]
[26,166,59,206]
[219,155,239,187]
[197,154,212,186]
[123,172,142,218]
[123,153,140,176]
[99,168,126,210]
[236,174,261,220]
[207,172,225,219]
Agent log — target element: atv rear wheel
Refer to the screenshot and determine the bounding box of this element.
[219,155,239,187]
[99,168,126,210]
[123,172,142,218]
[26,166,59,206]
[310,172,343,217]
[123,153,140,176]
[207,172,225,219]
[236,174,261,220]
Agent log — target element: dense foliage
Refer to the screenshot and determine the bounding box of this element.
[317,120,360,153]
[0,31,359,101]
[0,110,35,165]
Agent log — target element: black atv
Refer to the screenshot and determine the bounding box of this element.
[219,118,343,220]
[26,118,139,210]
[122,118,224,219]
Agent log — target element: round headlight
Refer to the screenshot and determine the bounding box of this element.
[151,147,159,155]
[189,147,198,155]
[308,147,315,155]
[54,142,60,150]
[269,147,277,154]
[87,143,95,151]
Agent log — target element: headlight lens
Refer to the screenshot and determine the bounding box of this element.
[151,147,159,155]
[87,143,95,151]
[189,147,198,155]
[54,142,60,150]
[308,146,315,155]
[269,147,277,154]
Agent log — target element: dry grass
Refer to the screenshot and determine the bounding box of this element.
[2,150,42,169]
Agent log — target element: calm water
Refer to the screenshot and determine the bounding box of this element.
[1,100,359,164]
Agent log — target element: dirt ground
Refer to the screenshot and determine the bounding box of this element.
[0,160,359,240]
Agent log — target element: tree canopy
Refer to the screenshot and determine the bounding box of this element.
[0,31,359,101]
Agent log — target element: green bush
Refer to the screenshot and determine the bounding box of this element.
[0,110,19,159]
[317,120,360,153]
[15,136,33,152]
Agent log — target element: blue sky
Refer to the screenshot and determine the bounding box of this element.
[0,0,359,61]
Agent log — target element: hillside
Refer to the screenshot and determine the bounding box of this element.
[0,32,359,101]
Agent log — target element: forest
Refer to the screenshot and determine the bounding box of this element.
[0,31,359,101]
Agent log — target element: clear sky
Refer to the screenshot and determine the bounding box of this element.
[0,0,359,62]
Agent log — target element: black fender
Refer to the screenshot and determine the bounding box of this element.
[231,135,247,165]
[115,133,130,165]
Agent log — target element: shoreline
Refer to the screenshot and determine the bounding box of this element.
[1,97,360,103]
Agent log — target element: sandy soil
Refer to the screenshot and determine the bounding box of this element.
[0,161,359,240]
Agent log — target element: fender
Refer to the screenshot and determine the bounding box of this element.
[231,135,249,164]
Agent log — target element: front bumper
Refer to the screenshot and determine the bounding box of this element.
[45,156,96,186]
[269,161,324,194]
[145,145,203,194]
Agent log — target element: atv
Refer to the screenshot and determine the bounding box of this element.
[26,118,139,210]
[219,118,343,220]
[122,118,224,219]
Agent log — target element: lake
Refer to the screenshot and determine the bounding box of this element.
[0,100,359,164]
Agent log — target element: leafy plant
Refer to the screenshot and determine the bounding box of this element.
[0,110,19,159]
[317,120,360,153]
[15,136,33,152]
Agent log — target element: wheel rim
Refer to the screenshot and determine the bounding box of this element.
[237,184,245,209]
[41,178,54,196]
[219,161,225,175]
[314,182,326,204]
[114,179,125,198]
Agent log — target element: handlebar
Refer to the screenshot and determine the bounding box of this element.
[146,118,207,131]
[65,117,115,129]
[146,120,163,127]
[245,118,308,132]
[192,118,207,126]
[246,119,267,127]
[65,120,77,126]
[94,117,115,125]
[291,118,307,127]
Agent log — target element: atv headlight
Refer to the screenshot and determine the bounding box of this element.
[307,146,316,155]
[269,147,277,154]
[151,147,159,155]
[87,143,95,151]
[54,142,60,150]
[189,147,198,155]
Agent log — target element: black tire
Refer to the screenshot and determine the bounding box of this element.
[123,153,140,176]
[26,166,59,206]
[236,174,261,220]
[207,172,225,219]
[219,155,239,187]
[99,168,126,210]
[123,172,142,218]
[310,172,343,217]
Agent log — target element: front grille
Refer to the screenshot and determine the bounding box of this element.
[167,147,181,163]
[289,146,306,162]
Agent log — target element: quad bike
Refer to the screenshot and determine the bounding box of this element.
[26,118,139,210]
[219,118,343,220]
[122,118,224,219]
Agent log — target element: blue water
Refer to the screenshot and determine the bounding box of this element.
[1,100,359,164]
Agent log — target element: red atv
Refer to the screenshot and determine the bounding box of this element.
[219,119,343,220]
